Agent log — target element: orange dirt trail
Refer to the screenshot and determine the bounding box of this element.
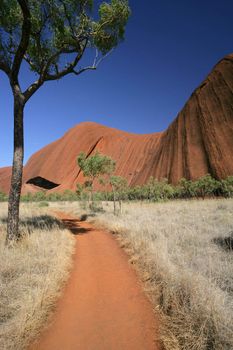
[31,211,160,350]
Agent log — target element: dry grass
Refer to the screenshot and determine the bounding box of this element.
[0,202,75,350]
[57,199,233,350]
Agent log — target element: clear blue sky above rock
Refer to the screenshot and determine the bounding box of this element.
[1,0,233,167]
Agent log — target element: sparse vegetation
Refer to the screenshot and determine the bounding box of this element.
[0,191,8,202]
[68,199,233,350]
[110,175,128,214]
[77,151,116,208]
[0,203,75,350]
[0,174,229,205]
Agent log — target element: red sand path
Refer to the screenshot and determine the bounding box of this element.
[31,211,160,350]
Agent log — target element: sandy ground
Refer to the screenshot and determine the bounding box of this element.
[31,211,160,350]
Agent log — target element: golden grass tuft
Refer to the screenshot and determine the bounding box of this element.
[0,203,75,350]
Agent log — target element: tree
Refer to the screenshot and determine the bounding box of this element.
[0,0,130,242]
[110,175,127,214]
[77,151,116,208]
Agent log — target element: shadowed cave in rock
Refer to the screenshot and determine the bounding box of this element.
[26,176,60,190]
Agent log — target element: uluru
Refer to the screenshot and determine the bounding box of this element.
[1,54,233,194]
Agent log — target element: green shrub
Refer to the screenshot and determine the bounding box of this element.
[38,201,49,207]
[176,178,197,198]
[193,174,219,199]
[220,176,233,198]
[0,191,8,202]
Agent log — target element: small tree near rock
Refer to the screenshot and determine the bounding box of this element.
[110,175,127,214]
[77,151,116,209]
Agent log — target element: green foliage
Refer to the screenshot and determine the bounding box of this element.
[21,191,46,202]
[177,178,197,198]
[62,189,77,201]
[135,177,175,202]
[77,151,116,209]
[21,192,33,202]
[110,175,127,196]
[77,151,116,181]
[93,0,130,54]
[220,176,233,198]
[46,192,62,201]
[110,175,128,213]
[33,191,47,201]
[76,183,89,202]
[37,201,49,207]
[193,174,219,199]
[18,174,233,204]
[0,0,130,77]
[76,183,84,198]
[0,191,8,202]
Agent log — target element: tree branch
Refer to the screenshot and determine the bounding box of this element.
[43,39,88,81]
[73,48,114,76]
[23,46,114,102]
[0,60,11,76]
[23,79,43,102]
[23,45,85,101]
[11,0,31,83]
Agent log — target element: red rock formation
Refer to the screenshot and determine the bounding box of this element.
[0,167,11,193]
[1,54,233,193]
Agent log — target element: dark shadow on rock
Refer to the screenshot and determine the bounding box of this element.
[213,231,233,252]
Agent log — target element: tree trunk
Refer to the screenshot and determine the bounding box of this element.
[111,184,116,214]
[6,95,24,244]
[119,199,122,214]
[90,182,94,210]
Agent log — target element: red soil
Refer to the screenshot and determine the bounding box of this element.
[31,212,160,350]
[1,53,233,193]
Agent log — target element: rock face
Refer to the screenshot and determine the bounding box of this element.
[1,54,233,194]
[0,167,12,193]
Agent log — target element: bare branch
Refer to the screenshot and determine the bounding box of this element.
[11,0,31,83]
[72,65,97,75]
[95,49,114,68]
[73,48,114,76]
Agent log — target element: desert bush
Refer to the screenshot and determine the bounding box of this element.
[46,192,63,201]
[0,191,8,202]
[19,174,233,204]
[176,178,197,198]
[220,176,233,198]
[21,192,34,202]
[37,201,49,207]
[61,190,77,201]
[193,174,220,199]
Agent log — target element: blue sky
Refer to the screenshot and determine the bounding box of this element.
[1,0,233,167]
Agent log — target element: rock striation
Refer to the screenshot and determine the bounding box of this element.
[1,54,233,193]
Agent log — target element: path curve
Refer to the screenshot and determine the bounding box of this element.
[31,211,160,350]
